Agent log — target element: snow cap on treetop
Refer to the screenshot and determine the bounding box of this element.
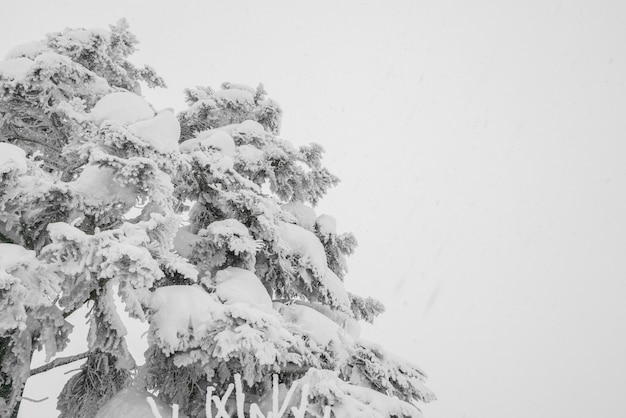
[4,41,50,60]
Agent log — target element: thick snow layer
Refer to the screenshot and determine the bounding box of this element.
[281,203,317,230]
[197,130,236,158]
[94,386,186,418]
[324,267,351,310]
[238,119,266,135]
[150,285,222,354]
[128,109,180,153]
[90,92,155,126]
[0,57,33,80]
[70,165,137,207]
[236,144,265,164]
[297,301,361,339]
[278,303,341,346]
[316,214,337,238]
[205,218,248,237]
[215,88,255,104]
[5,41,49,59]
[0,143,28,174]
[214,267,272,309]
[278,222,327,273]
[0,243,35,271]
[33,52,75,70]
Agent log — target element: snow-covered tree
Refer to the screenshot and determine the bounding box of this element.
[0,21,435,418]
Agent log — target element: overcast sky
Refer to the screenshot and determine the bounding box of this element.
[2,1,626,417]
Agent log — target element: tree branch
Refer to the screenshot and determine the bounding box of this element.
[30,352,89,376]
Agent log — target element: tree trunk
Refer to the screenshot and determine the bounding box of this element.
[0,331,34,418]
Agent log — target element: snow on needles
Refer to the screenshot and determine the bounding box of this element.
[278,222,327,274]
[316,214,337,238]
[182,129,236,158]
[280,368,423,418]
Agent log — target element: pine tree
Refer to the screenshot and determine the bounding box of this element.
[0,21,435,418]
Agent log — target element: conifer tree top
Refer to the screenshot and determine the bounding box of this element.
[0,20,434,418]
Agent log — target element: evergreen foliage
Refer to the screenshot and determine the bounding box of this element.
[0,20,434,418]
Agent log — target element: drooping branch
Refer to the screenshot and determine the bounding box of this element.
[30,351,89,376]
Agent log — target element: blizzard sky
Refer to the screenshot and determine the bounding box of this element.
[2,1,626,417]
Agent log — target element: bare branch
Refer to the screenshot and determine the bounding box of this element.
[30,352,89,376]
[21,396,49,403]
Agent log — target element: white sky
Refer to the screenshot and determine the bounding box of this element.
[2,1,626,417]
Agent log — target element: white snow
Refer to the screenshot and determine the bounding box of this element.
[214,267,273,309]
[281,203,317,230]
[215,88,255,104]
[70,165,137,207]
[238,119,266,135]
[89,92,155,126]
[94,386,186,418]
[0,57,33,80]
[278,303,341,346]
[323,267,351,311]
[0,243,35,271]
[204,218,248,237]
[0,143,28,174]
[278,222,327,274]
[186,98,217,116]
[59,28,110,45]
[316,214,337,238]
[5,41,49,59]
[128,108,181,153]
[221,82,256,94]
[150,285,222,354]
[236,144,265,164]
[33,52,75,70]
[289,369,422,418]
[199,130,236,158]
[334,380,422,418]
[204,218,260,257]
